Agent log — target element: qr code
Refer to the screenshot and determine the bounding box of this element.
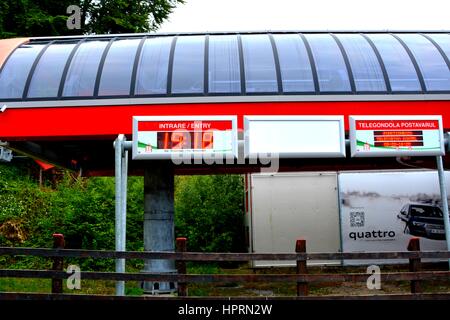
[350,211,365,227]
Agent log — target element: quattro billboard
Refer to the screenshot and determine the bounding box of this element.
[339,171,448,265]
[248,170,448,267]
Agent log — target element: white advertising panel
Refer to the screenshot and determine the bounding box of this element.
[250,172,341,267]
[339,171,449,265]
[132,116,238,160]
[350,115,445,157]
[244,116,346,158]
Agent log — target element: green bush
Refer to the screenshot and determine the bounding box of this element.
[0,162,245,270]
[175,175,245,253]
[0,162,136,270]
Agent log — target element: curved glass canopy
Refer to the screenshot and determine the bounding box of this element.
[1,32,450,100]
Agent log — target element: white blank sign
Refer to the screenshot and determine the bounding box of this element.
[244,116,346,158]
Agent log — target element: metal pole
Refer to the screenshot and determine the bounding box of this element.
[121,147,128,275]
[114,135,125,295]
[436,155,450,268]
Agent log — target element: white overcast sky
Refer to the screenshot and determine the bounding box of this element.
[158,0,450,33]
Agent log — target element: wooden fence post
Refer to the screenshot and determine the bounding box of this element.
[407,237,422,294]
[51,233,65,294]
[176,237,187,297]
[296,238,308,296]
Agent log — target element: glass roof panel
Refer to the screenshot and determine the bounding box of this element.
[304,34,351,92]
[98,39,141,96]
[208,35,241,93]
[272,34,315,92]
[0,44,45,99]
[63,40,108,97]
[28,43,76,98]
[367,34,421,92]
[337,34,387,92]
[425,34,450,60]
[2,33,450,101]
[241,34,278,93]
[398,34,450,91]
[135,37,172,95]
[171,36,205,94]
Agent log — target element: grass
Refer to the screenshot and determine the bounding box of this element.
[0,262,449,297]
[0,278,52,293]
[0,278,116,295]
[184,263,450,297]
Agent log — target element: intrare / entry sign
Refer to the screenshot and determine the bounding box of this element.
[132,116,238,159]
[350,116,445,157]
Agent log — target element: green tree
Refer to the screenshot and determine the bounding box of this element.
[175,175,246,253]
[1,0,79,38]
[0,0,184,38]
[87,0,184,34]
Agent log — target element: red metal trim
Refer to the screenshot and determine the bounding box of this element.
[1,100,450,140]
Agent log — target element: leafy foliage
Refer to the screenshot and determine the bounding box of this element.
[0,0,185,38]
[175,175,246,253]
[87,0,185,34]
[0,162,138,270]
[0,0,79,38]
[0,162,246,270]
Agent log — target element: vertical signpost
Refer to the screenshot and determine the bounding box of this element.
[114,134,128,296]
[436,155,450,267]
[350,115,450,267]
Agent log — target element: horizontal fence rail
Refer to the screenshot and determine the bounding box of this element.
[0,269,449,283]
[1,237,449,299]
[1,247,450,261]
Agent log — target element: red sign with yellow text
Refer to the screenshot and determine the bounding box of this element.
[350,116,444,157]
[132,116,238,160]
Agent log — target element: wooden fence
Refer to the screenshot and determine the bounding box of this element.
[0,235,449,300]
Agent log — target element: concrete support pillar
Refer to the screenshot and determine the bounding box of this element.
[143,161,176,294]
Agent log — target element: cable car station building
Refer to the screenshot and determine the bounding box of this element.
[1,31,450,294]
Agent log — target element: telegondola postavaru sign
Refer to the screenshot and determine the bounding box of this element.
[349,115,445,157]
[132,116,238,159]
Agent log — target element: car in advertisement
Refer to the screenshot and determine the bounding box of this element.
[397,203,446,240]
